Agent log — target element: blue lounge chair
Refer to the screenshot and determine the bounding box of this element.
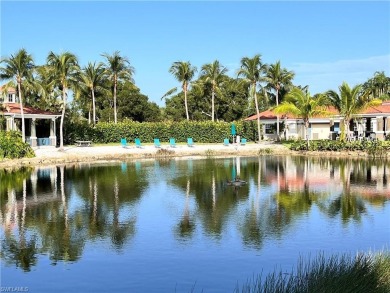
[154,138,161,148]
[223,138,229,146]
[135,138,142,148]
[240,138,247,146]
[187,137,194,147]
[169,138,176,148]
[121,138,127,148]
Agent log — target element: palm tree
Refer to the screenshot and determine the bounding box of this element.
[326,82,382,140]
[0,49,35,142]
[237,54,267,143]
[274,87,330,148]
[169,61,197,120]
[199,60,228,122]
[47,51,79,150]
[363,71,390,99]
[34,65,61,111]
[265,61,295,140]
[78,62,106,126]
[101,51,134,124]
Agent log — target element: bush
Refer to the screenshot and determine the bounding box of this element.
[235,251,390,293]
[64,120,260,144]
[0,131,35,159]
[289,139,390,157]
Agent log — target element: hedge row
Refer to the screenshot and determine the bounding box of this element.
[64,121,260,144]
[0,131,35,159]
[290,139,390,156]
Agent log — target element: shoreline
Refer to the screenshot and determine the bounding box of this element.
[0,142,387,170]
[0,142,289,169]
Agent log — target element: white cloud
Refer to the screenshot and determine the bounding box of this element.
[290,55,390,93]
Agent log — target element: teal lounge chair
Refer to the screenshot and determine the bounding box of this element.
[223,138,229,146]
[187,137,194,147]
[169,138,176,148]
[135,138,142,148]
[240,138,247,146]
[121,138,127,148]
[154,138,161,148]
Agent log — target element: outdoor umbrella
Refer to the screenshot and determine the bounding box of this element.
[231,123,236,143]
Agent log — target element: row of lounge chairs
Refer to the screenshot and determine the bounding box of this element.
[121,137,247,148]
[121,137,194,148]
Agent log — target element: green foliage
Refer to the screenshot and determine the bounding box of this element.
[289,139,390,157]
[64,120,260,144]
[366,140,388,158]
[0,131,35,159]
[155,148,175,157]
[258,148,273,155]
[235,251,390,293]
[205,149,216,157]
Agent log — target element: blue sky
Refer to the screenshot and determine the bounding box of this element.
[1,1,389,106]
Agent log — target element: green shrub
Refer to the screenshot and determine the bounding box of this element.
[258,148,273,155]
[64,120,259,144]
[0,131,35,159]
[289,139,390,157]
[235,251,390,293]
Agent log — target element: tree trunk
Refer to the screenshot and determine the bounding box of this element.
[276,88,280,141]
[344,118,350,141]
[17,80,25,142]
[253,84,261,143]
[59,87,66,151]
[92,88,96,126]
[184,82,189,120]
[211,89,215,122]
[114,77,117,124]
[305,119,310,149]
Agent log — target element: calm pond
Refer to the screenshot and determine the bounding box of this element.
[1,156,389,292]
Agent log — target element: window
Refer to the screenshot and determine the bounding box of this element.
[265,124,274,134]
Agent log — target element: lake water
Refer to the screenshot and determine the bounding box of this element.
[1,156,389,292]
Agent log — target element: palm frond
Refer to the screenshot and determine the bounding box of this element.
[161,87,177,100]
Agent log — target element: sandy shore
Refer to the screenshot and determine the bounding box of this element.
[0,142,291,169]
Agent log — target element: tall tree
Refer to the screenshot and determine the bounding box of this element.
[169,61,197,120]
[0,49,35,142]
[265,61,295,140]
[274,88,330,148]
[78,62,106,126]
[34,65,60,111]
[237,54,267,143]
[326,82,382,140]
[47,51,79,150]
[199,60,228,122]
[102,51,134,124]
[363,71,390,99]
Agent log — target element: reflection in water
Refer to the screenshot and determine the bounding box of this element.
[0,157,389,274]
[175,179,195,239]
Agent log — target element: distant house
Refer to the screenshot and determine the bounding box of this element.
[0,86,61,147]
[244,101,390,141]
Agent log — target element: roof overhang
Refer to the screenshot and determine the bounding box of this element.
[2,112,61,119]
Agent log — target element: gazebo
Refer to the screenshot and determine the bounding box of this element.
[2,102,61,147]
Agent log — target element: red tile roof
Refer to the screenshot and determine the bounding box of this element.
[244,102,390,121]
[363,101,390,114]
[244,109,290,121]
[0,86,16,93]
[2,103,60,115]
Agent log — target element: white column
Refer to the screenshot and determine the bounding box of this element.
[6,117,14,131]
[376,116,384,140]
[49,118,57,146]
[30,118,37,147]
